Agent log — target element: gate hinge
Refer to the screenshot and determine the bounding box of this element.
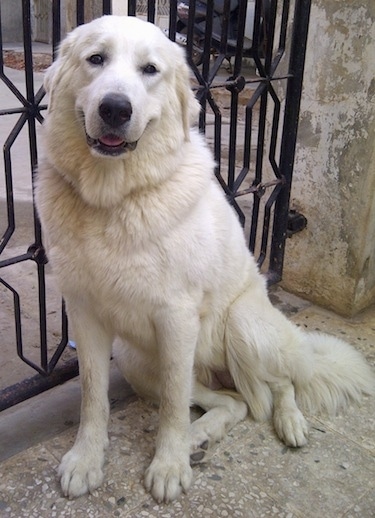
[287,210,307,237]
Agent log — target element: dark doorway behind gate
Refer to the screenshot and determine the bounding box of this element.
[0,0,311,410]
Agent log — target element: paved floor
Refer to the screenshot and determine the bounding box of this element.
[0,287,374,518]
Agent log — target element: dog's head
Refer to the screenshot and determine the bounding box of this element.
[44,15,200,159]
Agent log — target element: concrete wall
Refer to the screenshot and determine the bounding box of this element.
[280,0,375,316]
[1,0,23,42]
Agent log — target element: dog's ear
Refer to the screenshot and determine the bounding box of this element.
[174,48,201,142]
[44,31,77,111]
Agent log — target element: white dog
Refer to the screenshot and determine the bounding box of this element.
[36,15,374,503]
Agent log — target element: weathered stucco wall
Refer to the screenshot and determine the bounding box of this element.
[1,0,23,42]
[280,0,375,316]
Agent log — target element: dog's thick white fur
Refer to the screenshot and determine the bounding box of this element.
[36,16,375,503]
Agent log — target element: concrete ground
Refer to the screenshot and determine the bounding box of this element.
[0,55,374,517]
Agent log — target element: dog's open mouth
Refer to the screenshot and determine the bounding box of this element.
[86,133,137,156]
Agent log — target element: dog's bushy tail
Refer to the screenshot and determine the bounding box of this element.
[225,303,375,420]
[294,331,375,414]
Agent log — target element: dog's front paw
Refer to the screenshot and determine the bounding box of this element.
[144,454,193,503]
[58,447,105,498]
[273,408,309,447]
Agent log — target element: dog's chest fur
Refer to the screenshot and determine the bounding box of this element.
[37,164,231,347]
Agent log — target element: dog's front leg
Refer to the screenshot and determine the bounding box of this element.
[144,306,198,503]
[58,306,113,498]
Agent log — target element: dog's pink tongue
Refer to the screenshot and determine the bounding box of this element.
[99,135,124,147]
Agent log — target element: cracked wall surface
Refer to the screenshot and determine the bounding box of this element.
[281,0,375,316]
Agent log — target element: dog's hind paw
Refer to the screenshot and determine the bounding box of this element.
[273,408,309,447]
[58,448,105,498]
[190,440,209,464]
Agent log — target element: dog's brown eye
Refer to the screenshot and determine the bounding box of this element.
[88,54,104,66]
[142,64,158,75]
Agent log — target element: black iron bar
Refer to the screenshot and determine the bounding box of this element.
[1,113,28,255]
[269,0,290,76]
[0,358,79,412]
[232,0,248,76]
[127,1,136,17]
[168,0,178,41]
[147,1,156,23]
[268,83,282,179]
[48,303,69,372]
[269,0,312,279]
[77,0,85,26]
[219,0,231,56]
[0,252,34,268]
[52,0,61,58]
[234,177,284,198]
[264,0,277,74]
[257,182,283,267]
[0,73,28,108]
[103,0,112,15]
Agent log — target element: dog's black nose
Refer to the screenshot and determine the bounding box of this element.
[99,94,132,128]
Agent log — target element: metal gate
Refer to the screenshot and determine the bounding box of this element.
[0,0,311,410]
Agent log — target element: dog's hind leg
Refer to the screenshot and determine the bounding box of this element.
[224,281,313,446]
[190,382,248,462]
[270,379,309,447]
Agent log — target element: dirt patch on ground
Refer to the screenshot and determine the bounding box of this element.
[3,50,52,72]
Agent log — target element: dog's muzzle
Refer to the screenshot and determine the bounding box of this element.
[85,93,138,156]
